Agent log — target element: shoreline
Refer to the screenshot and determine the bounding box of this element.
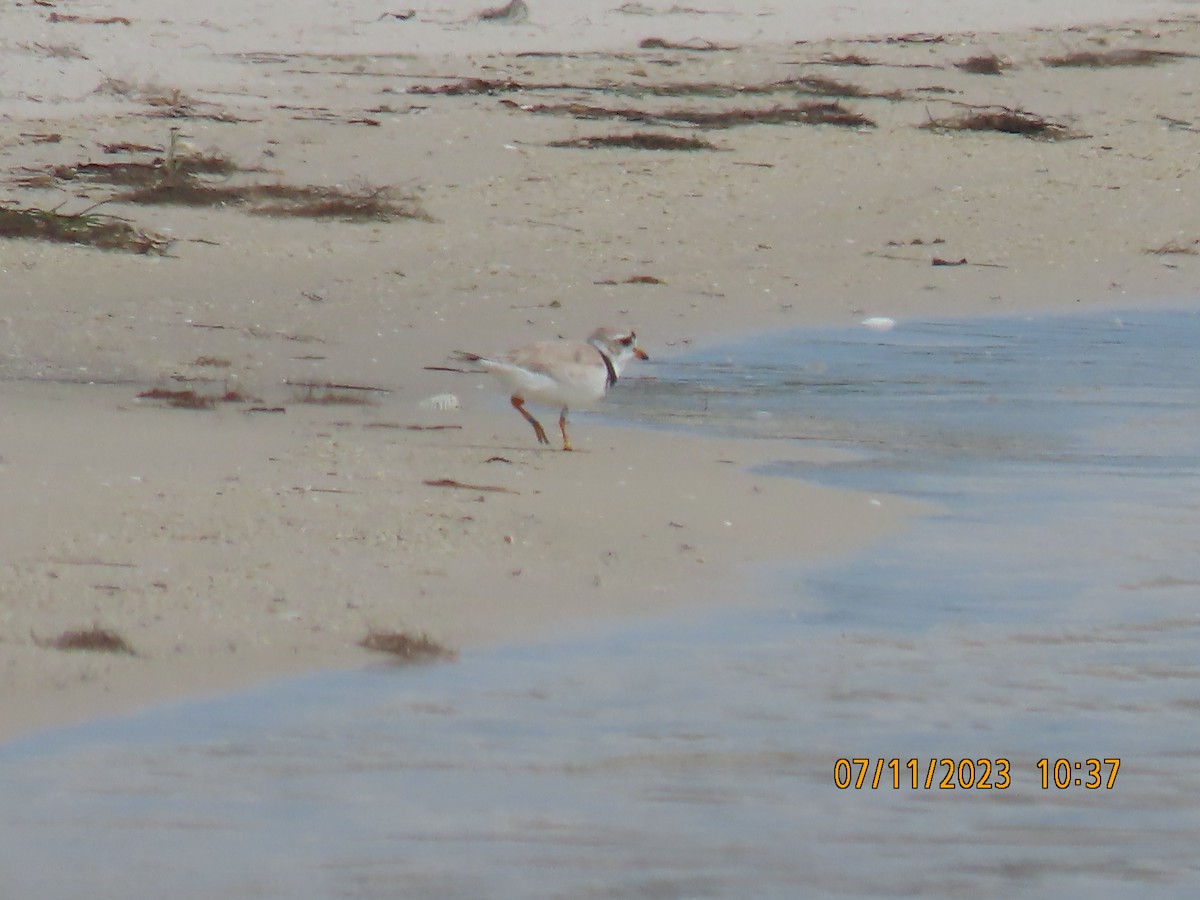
[0,384,921,743]
[4,4,1200,742]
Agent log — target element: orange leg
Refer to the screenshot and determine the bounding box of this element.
[511,395,548,445]
[558,408,573,452]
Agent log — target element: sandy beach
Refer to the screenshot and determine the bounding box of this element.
[3,0,1200,742]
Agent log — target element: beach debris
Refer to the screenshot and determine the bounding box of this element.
[611,74,900,101]
[292,389,376,406]
[594,274,667,285]
[410,77,528,95]
[137,388,216,408]
[954,54,1010,75]
[249,185,424,220]
[1146,239,1200,256]
[503,98,874,129]
[99,141,163,153]
[424,478,518,494]
[871,249,1007,269]
[887,236,945,247]
[1157,114,1198,132]
[885,33,945,45]
[1041,48,1194,68]
[639,37,739,52]
[861,317,897,331]
[475,0,528,23]
[34,626,137,656]
[33,153,240,186]
[548,133,717,151]
[286,380,391,394]
[411,73,894,102]
[359,629,458,664]
[419,393,461,411]
[136,387,252,408]
[815,52,878,66]
[25,138,427,222]
[362,422,462,431]
[920,105,1077,140]
[47,12,132,25]
[0,203,170,253]
[788,74,902,100]
[115,181,426,221]
[90,82,256,123]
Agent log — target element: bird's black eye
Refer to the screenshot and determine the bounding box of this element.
[620,334,634,346]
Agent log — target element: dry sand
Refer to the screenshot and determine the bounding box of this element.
[3,1,1200,741]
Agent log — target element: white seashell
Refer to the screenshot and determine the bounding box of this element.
[861,317,896,331]
[419,393,460,411]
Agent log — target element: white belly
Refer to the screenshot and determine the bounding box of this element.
[481,360,609,410]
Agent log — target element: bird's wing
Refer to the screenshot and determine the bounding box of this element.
[505,340,599,376]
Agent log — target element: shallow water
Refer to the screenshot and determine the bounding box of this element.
[3,308,1199,898]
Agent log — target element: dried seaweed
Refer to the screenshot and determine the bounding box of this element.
[1146,239,1200,255]
[48,13,131,25]
[1042,48,1193,68]
[954,54,1010,75]
[36,626,137,655]
[115,181,426,221]
[615,73,900,100]
[816,53,878,67]
[409,77,529,95]
[286,379,392,394]
[43,153,240,186]
[93,82,251,121]
[21,139,425,222]
[548,132,716,150]
[921,106,1076,140]
[476,0,528,23]
[115,181,247,206]
[248,186,427,221]
[359,629,458,664]
[99,141,163,154]
[423,478,518,494]
[0,204,169,253]
[595,274,667,284]
[294,390,376,405]
[786,74,901,100]
[137,386,252,407]
[649,101,875,128]
[413,73,895,101]
[505,98,874,129]
[639,37,738,52]
[137,388,217,408]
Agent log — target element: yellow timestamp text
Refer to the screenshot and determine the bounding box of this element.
[834,758,1011,790]
[833,757,1122,790]
[1037,757,1120,789]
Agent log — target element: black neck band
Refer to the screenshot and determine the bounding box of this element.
[600,351,618,387]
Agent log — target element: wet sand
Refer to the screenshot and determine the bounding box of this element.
[3,1,1200,740]
[3,308,1198,899]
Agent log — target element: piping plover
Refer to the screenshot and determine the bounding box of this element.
[453,326,648,451]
